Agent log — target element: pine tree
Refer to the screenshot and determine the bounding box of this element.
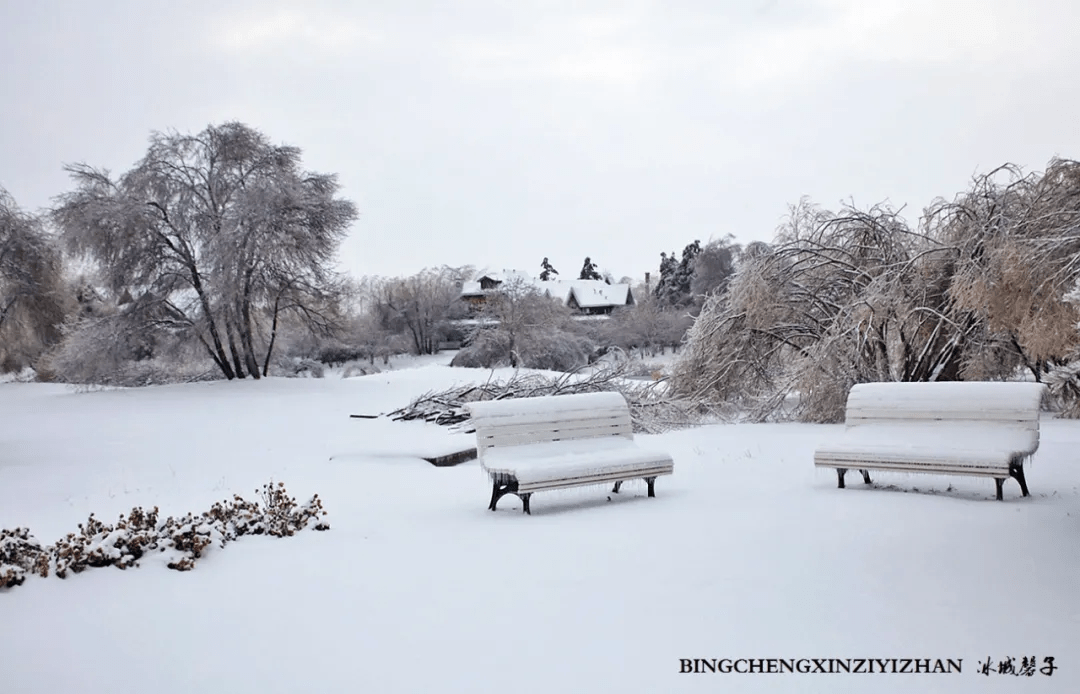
[579,257,602,281]
[540,257,559,281]
[653,250,679,305]
[654,241,701,307]
[674,240,702,296]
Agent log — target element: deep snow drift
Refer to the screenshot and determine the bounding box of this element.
[1,359,1078,693]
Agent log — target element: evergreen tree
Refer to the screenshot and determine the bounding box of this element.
[540,257,559,281]
[653,250,680,305]
[674,240,702,296]
[654,241,702,307]
[579,256,602,281]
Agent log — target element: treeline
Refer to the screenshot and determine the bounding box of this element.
[0,119,738,385]
[11,120,1074,402]
[671,159,1080,421]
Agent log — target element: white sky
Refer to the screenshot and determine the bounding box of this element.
[1,0,1077,281]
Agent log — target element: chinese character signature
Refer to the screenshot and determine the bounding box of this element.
[977,657,1056,677]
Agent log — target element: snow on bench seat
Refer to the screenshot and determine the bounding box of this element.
[814,381,1046,500]
[481,438,672,487]
[466,392,674,514]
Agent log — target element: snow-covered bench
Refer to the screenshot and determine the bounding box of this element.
[465,392,674,514]
[814,381,1047,500]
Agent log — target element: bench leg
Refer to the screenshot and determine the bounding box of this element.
[1010,462,1030,497]
[645,476,656,498]
[860,469,872,485]
[488,480,518,511]
[612,481,623,494]
[836,468,847,489]
[521,493,532,515]
[994,478,1004,501]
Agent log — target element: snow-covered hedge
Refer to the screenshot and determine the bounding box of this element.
[0,482,328,590]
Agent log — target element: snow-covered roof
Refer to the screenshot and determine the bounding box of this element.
[566,282,632,308]
[460,269,633,309]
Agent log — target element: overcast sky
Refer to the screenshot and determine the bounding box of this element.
[2,0,1077,282]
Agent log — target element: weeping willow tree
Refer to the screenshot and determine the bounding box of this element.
[52,122,357,381]
[930,159,1080,383]
[673,159,1080,422]
[670,200,964,422]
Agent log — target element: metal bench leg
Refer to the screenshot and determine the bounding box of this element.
[860,469,872,485]
[994,478,1004,501]
[489,480,517,511]
[521,493,532,515]
[645,476,656,498]
[612,481,623,494]
[836,468,847,489]
[1010,462,1030,497]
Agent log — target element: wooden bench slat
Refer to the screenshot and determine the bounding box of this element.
[477,424,632,450]
[517,465,675,493]
[465,392,674,514]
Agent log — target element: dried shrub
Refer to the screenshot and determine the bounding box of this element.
[0,481,329,590]
[1,528,50,588]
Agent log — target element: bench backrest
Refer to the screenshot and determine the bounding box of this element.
[466,391,633,455]
[844,381,1046,427]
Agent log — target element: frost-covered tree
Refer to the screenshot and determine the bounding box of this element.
[52,122,357,380]
[452,277,592,371]
[928,159,1080,383]
[671,159,1080,422]
[690,236,740,300]
[376,266,472,355]
[0,188,65,372]
[672,201,960,421]
[597,295,690,357]
[1045,279,1080,416]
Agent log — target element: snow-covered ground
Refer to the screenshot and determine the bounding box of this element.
[2,358,1079,693]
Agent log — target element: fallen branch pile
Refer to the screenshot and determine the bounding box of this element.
[383,362,724,434]
[1,481,328,590]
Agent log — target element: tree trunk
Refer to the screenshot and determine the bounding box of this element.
[262,294,282,377]
[238,293,261,380]
[191,269,235,379]
[226,313,247,378]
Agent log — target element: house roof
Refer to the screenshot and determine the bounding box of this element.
[460,268,534,297]
[566,281,632,308]
[459,269,633,309]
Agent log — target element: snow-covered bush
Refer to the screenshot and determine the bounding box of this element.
[42,310,219,387]
[1,528,50,588]
[342,363,382,378]
[587,300,690,358]
[450,330,512,368]
[316,343,370,367]
[450,328,594,372]
[272,356,326,378]
[0,482,329,590]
